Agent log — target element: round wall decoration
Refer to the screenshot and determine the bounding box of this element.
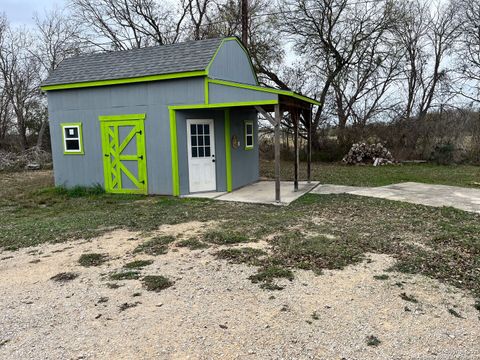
[231,135,240,149]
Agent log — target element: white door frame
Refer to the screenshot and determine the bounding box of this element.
[186,119,216,193]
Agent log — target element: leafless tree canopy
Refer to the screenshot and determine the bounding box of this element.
[0,0,479,162]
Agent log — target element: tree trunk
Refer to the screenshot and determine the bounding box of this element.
[36,118,48,150]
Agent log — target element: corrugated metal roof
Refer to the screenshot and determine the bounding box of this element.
[42,37,223,86]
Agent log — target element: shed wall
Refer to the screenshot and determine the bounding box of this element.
[208,83,277,104]
[47,77,205,195]
[208,40,257,85]
[230,109,259,189]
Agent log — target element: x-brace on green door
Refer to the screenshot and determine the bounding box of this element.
[100,114,148,194]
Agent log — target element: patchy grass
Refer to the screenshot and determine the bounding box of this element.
[133,236,175,255]
[399,292,419,303]
[448,308,463,318]
[373,274,390,280]
[203,229,250,245]
[109,271,140,280]
[474,300,480,313]
[260,159,480,188]
[123,259,154,269]
[2,171,480,297]
[105,282,122,289]
[214,247,267,265]
[366,335,381,347]
[176,238,210,250]
[119,302,140,312]
[50,272,78,282]
[249,265,294,290]
[269,232,364,273]
[53,184,105,198]
[78,253,108,267]
[142,275,173,292]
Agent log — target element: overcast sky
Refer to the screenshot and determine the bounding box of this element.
[2,0,64,26]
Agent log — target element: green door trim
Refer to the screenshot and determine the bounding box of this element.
[168,100,278,196]
[100,114,148,195]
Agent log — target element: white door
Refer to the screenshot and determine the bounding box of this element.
[187,119,216,193]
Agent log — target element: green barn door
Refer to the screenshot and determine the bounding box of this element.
[100,114,147,194]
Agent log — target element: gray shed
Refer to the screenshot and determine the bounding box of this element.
[42,37,319,200]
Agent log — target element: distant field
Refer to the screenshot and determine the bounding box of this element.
[260,160,480,188]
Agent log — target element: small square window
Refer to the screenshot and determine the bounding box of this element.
[62,123,83,155]
[244,120,254,150]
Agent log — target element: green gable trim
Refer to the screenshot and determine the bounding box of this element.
[41,70,207,91]
[169,99,278,111]
[206,37,259,86]
[207,78,320,106]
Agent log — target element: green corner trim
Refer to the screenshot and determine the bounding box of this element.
[224,109,232,192]
[205,37,259,86]
[207,78,321,105]
[41,70,207,91]
[169,109,180,196]
[98,113,146,121]
[61,122,84,155]
[169,99,278,111]
[204,77,209,104]
[244,120,254,150]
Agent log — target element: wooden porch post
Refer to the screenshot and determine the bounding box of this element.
[307,106,312,184]
[274,104,281,202]
[293,109,299,191]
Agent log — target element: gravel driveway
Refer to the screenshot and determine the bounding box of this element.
[0,221,479,359]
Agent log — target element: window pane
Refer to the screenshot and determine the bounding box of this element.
[192,147,198,157]
[205,147,211,157]
[198,136,204,146]
[247,136,253,147]
[205,136,210,146]
[191,124,196,135]
[198,147,204,157]
[198,125,203,134]
[203,124,209,135]
[65,139,80,151]
[65,127,79,139]
[246,124,253,135]
[191,136,197,146]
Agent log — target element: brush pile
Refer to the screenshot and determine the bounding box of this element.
[0,148,52,171]
[342,142,395,166]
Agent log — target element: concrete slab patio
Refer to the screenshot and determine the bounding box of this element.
[312,182,480,214]
[185,181,320,205]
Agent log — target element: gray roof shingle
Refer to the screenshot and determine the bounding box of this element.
[42,37,223,87]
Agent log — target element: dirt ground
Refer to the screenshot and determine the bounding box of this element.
[0,221,479,360]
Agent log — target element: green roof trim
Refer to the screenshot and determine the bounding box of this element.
[41,70,207,91]
[207,78,320,106]
[168,99,278,111]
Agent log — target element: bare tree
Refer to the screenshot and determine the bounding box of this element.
[394,0,460,121]
[280,0,400,146]
[0,15,12,143]
[0,25,42,150]
[33,8,84,149]
[69,0,190,49]
[455,0,480,104]
[183,0,216,40]
[201,0,286,88]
